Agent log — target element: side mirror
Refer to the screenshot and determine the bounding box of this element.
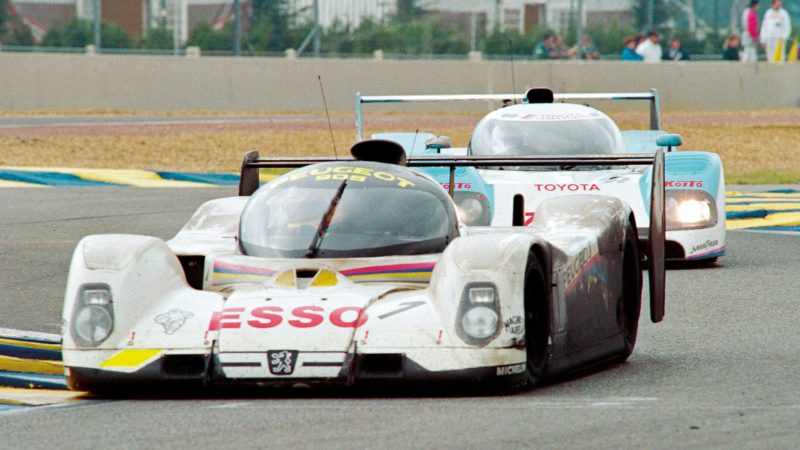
[425,135,452,152]
[656,134,682,152]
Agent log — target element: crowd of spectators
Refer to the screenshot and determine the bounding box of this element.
[532,0,796,63]
[533,32,599,60]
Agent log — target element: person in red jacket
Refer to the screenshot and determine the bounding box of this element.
[741,0,760,62]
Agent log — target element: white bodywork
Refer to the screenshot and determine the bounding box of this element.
[358,90,725,261]
[61,191,635,389]
[482,165,726,260]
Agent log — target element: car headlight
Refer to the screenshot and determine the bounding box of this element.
[665,190,717,230]
[71,284,114,347]
[456,283,500,345]
[455,192,491,226]
[461,306,499,339]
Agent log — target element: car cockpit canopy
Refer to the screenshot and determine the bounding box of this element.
[468,103,625,160]
[239,160,459,259]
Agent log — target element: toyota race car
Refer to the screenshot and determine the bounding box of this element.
[356,88,726,263]
[62,140,667,393]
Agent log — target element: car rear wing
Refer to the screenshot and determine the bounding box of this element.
[355,89,661,139]
[238,149,666,323]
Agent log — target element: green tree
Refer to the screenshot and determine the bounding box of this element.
[186,21,231,51]
[0,0,9,38]
[0,0,35,46]
[49,18,91,47]
[244,17,272,51]
[350,18,394,53]
[140,27,173,49]
[101,21,132,48]
[586,20,638,55]
[320,19,354,54]
[8,23,35,46]
[395,0,423,23]
[40,18,131,48]
[41,28,63,47]
[481,27,543,57]
[250,0,291,51]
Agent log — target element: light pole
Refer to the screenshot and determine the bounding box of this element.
[646,0,654,31]
[312,0,320,58]
[93,0,101,53]
[576,0,584,53]
[233,0,241,56]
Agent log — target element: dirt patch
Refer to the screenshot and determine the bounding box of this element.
[0,110,798,183]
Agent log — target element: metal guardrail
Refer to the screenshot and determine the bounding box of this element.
[0,45,740,61]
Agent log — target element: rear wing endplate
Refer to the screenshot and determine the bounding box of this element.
[355,89,661,139]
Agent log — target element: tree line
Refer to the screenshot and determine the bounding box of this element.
[0,0,787,57]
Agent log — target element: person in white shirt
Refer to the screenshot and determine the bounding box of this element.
[760,0,792,62]
[636,30,662,63]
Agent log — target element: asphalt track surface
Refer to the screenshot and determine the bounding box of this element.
[1,188,800,448]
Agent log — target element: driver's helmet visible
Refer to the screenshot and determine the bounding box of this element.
[469,103,624,157]
[239,161,459,258]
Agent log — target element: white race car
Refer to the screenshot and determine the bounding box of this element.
[62,140,667,393]
[357,88,726,263]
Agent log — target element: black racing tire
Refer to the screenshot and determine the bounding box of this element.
[524,253,550,386]
[615,219,642,363]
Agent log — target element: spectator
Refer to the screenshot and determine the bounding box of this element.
[533,33,557,60]
[636,30,662,62]
[574,34,599,60]
[621,36,644,61]
[760,0,791,62]
[722,35,741,61]
[552,34,573,59]
[663,38,691,61]
[741,0,760,62]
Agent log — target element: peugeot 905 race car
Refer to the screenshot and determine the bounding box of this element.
[61,140,667,393]
[357,88,726,263]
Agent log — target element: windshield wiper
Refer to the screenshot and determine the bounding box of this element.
[305,180,348,258]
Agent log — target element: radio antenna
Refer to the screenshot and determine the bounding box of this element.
[318,75,339,159]
[410,129,419,155]
[509,39,518,104]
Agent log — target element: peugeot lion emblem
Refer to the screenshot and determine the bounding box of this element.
[267,350,299,375]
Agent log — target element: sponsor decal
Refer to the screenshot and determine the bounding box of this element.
[514,113,590,121]
[441,182,472,190]
[691,240,719,254]
[504,315,524,335]
[533,183,600,192]
[273,166,415,188]
[496,363,526,376]
[212,260,277,285]
[208,306,368,330]
[340,262,435,282]
[561,245,598,290]
[524,212,535,226]
[267,350,298,375]
[377,301,426,320]
[154,309,194,335]
[665,180,704,188]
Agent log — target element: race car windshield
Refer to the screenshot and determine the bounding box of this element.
[469,111,624,169]
[239,162,458,258]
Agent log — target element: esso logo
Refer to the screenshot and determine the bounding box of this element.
[208,306,368,330]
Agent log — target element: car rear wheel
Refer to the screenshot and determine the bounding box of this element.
[616,219,642,362]
[524,253,549,386]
